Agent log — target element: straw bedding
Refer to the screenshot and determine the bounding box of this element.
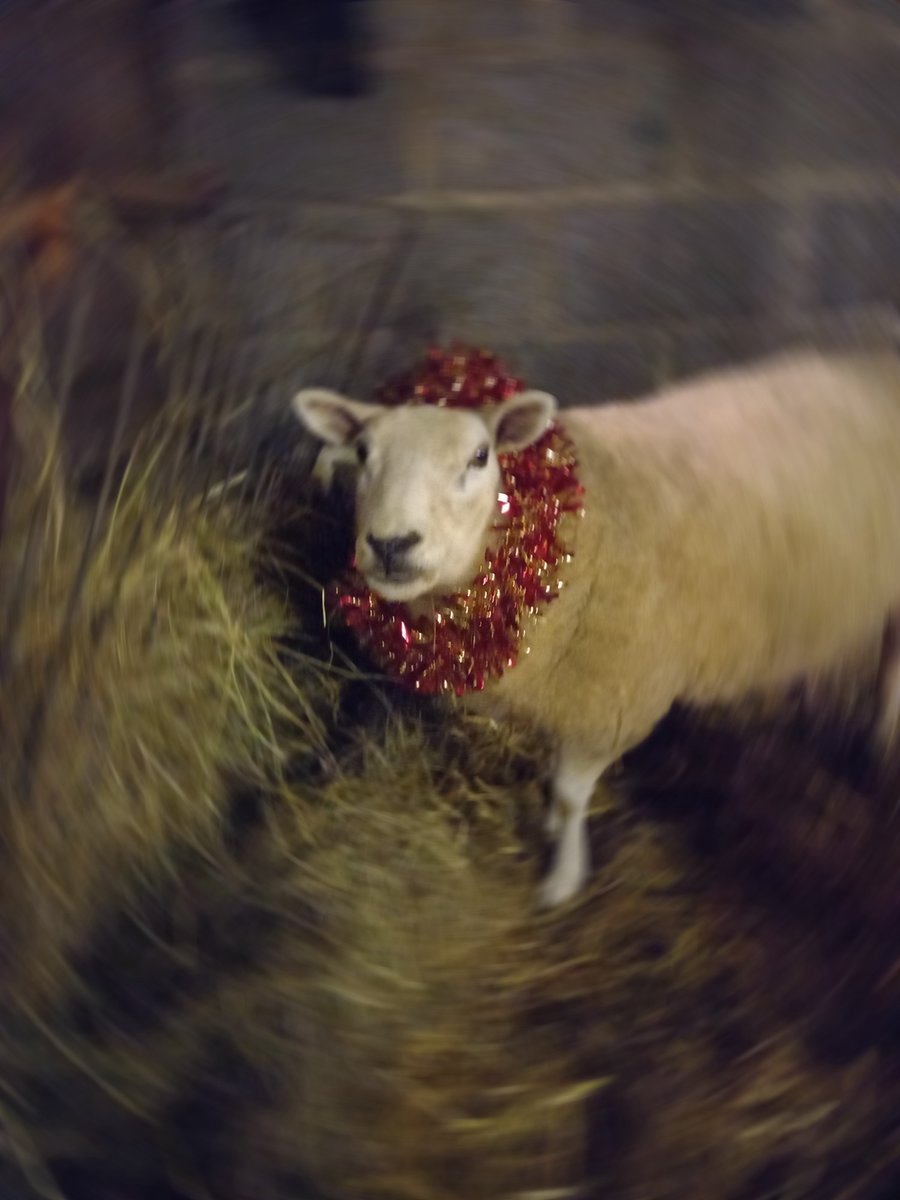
[3,259,900,1200]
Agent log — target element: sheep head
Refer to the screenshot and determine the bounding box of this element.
[293,387,557,602]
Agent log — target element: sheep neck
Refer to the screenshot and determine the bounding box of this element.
[332,420,584,696]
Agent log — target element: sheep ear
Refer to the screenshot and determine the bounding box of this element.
[292,388,382,446]
[488,390,557,452]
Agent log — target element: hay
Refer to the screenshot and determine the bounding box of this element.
[211,699,897,1200]
[0,369,340,1195]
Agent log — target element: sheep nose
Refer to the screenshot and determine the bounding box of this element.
[366,531,422,571]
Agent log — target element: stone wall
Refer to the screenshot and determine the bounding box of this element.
[176,0,900,404]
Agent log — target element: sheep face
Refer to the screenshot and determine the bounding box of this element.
[293,388,557,602]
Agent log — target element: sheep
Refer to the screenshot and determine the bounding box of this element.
[292,350,900,908]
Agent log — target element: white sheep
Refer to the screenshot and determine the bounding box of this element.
[293,351,900,908]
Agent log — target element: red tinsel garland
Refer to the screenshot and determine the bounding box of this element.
[332,347,585,696]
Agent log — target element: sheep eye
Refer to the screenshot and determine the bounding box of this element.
[355,440,369,466]
[470,445,490,470]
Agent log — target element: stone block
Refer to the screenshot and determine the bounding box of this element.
[433,54,673,192]
[665,319,782,383]
[395,210,560,345]
[370,0,443,51]
[490,335,662,405]
[782,44,900,177]
[568,0,807,37]
[673,37,799,184]
[851,0,900,26]
[182,71,414,201]
[436,0,546,46]
[562,199,780,326]
[219,205,407,339]
[668,307,900,385]
[815,199,900,309]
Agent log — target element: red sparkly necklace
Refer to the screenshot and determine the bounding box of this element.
[332,347,585,696]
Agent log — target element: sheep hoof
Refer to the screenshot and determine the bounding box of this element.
[536,860,588,910]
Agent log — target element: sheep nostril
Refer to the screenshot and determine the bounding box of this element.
[366,531,422,571]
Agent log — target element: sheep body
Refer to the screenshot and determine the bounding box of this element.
[295,350,900,907]
[474,351,900,741]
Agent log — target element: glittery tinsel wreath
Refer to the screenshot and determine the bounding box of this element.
[332,346,585,696]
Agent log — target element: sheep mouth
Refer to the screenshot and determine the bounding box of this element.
[364,566,430,600]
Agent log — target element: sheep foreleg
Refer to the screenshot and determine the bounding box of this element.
[538,746,609,909]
